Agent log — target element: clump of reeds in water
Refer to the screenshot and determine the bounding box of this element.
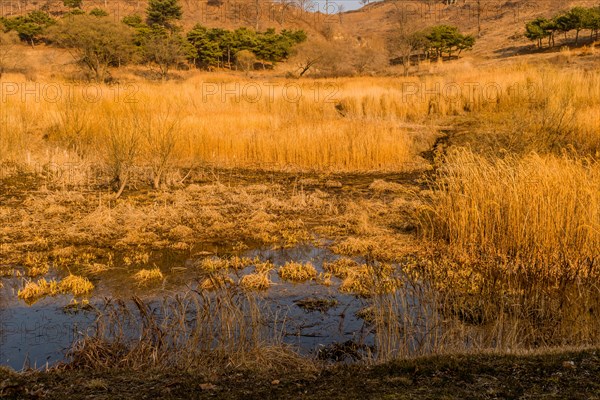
[363,147,600,361]
[132,268,164,285]
[18,274,94,304]
[67,287,312,375]
[278,261,317,282]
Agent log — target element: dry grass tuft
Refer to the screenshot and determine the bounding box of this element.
[278,261,317,282]
[133,268,164,285]
[123,252,151,267]
[82,262,111,275]
[22,253,50,277]
[60,274,95,296]
[67,291,313,375]
[340,263,400,297]
[18,274,94,304]
[239,270,272,291]
[228,256,257,270]
[323,258,360,279]
[197,257,229,272]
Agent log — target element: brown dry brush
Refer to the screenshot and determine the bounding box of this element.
[364,145,600,356]
[366,256,600,363]
[67,288,312,375]
[366,259,449,362]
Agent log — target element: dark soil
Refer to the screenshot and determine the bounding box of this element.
[3,349,600,399]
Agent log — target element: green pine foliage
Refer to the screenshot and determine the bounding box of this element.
[146,0,182,28]
[0,0,306,73]
[424,25,475,58]
[0,11,55,46]
[525,6,600,48]
[186,25,306,69]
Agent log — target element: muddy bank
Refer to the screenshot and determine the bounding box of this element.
[2,348,600,399]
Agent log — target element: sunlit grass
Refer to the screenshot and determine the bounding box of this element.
[239,270,272,291]
[18,274,94,304]
[420,147,600,281]
[278,261,317,282]
[133,267,164,285]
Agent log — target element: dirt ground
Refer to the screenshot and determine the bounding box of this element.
[0,163,426,273]
[2,349,600,399]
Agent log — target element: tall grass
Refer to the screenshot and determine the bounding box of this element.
[353,131,600,360]
[1,64,598,178]
[377,147,600,356]
[370,262,600,358]
[0,75,425,176]
[421,147,600,280]
[68,289,308,374]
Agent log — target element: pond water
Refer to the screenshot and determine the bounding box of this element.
[0,244,373,370]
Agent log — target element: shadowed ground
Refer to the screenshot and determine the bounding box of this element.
[2,349,600,399]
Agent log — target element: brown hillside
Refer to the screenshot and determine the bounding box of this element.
[1,0,599,74]
[341,0,600,59]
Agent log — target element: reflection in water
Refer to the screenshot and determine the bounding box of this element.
[0,244,373,370]
[0,296,96,370]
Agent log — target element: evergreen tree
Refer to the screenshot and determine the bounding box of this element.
[525,17,550,48]
[186,25,223,69]
[425,25,475,58]
[1,11,55,47]
[147,0,182,29]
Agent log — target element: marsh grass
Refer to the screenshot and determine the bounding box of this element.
[278,261,317,282]
[200,268,235,291]
[4,63,600,368]
[369,146,600,358]
[339,263,401,298]
[196,257,229,273]
[132,268,164,285]
[323,258,359,279]
[363,256,600,363]
[0,76,427,183]
[239,270,273,291]
[67,290,310,375]
[420,147,600,280]
[18,274,94,304]
[2,65,599,185]
[228,256,258,270]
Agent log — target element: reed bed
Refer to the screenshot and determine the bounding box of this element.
[420,147,600,281]
[4,61,600,368]
[67,290,310,375]
[365,256,600,362]
[1,63,595,182]
[371,147,600,359]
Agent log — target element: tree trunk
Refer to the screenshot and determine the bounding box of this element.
[114,174,128,199]
[153,173,161,190]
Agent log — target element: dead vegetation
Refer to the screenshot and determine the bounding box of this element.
[67,291,313,376]
[278,261,317,282]
[2,58,600,391]
[132,268,164,285]
[18,274,94,304]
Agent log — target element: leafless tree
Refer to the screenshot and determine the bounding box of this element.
[0,29,19,77]
[387,23,427,76]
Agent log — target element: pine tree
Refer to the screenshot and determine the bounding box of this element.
[147,0,182,29]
